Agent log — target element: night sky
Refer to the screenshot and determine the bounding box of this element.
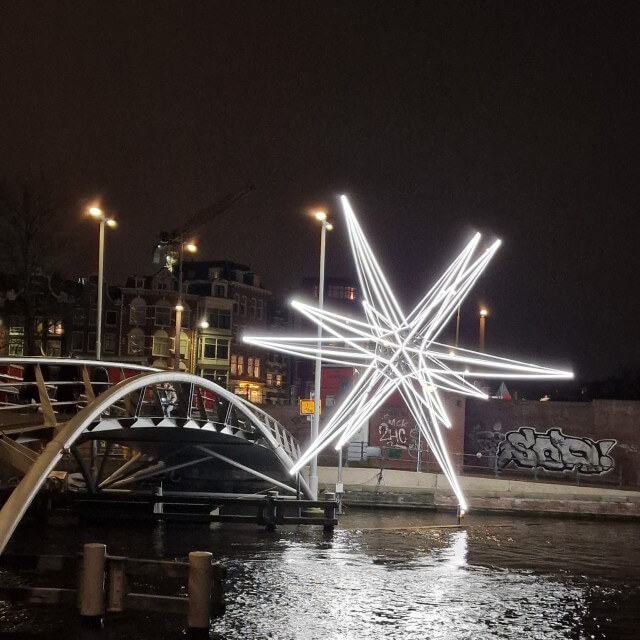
[1,1,638,381]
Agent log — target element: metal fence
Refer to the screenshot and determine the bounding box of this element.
[318,442,628,490]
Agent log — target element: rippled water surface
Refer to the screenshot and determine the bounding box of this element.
[2,509,639,639]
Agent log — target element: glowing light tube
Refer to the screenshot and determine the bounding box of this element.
[244,195,573,512]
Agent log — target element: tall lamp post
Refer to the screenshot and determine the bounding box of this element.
[311,211,333,500]
[88,207,117,360]
[479,307,488,352]
[174,241,197,371]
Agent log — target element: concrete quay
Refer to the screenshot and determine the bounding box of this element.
[317,466,640,518]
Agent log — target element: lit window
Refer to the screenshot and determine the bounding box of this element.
[230,355,237,375]
[152,330,169,356]
[8,338,23,356]
[345,287,356,300]
[237,356,244,376]
[247,358,254,377]
[275,373,282,387]
[266,372,273,386]
[254,358,260,378]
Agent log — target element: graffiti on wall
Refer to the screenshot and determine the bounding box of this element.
[377,413,411,449]
[497,427,616,474]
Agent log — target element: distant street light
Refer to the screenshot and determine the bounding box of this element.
[310,211,332,500]
[479,307,488,352]
[88,206,117,360]
[174,241,197,370]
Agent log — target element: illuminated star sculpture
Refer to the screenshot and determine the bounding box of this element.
[244,196,572,510]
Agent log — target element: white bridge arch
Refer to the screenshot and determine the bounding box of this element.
[0,362,310,554]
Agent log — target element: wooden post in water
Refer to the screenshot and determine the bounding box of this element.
[187,551,213,637]
[80,543,106,625]
[323,491,336,532]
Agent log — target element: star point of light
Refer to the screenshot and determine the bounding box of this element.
[245,196,573,510]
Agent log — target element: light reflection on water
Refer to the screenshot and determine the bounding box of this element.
[1,510,639,639]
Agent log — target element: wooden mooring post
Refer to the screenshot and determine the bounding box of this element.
[0,543,226,633]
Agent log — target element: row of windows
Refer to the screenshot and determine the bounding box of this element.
[313,285,357,300]
[204,308,231,329]
[70,331,116,354]
[127,328,190,357]
[265,372,283,387]
[230,355,260,378]
[72,308,118,326]
[199,337,229,360]
[129,299,191,327]
[233,295,264,319]
[8,317,66,335]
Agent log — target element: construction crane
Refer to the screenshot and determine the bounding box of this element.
[153,182,255,271]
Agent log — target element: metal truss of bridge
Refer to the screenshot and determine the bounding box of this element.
[0,357,310,553]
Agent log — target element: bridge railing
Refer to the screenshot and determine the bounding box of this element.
[0,357,302,460]
[0,358,156,425]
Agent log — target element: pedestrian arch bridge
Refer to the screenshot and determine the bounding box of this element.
[0,358,310,553]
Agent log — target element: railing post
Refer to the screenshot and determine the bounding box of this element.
[80,543,106,625]
[187,551,213,637]
[34,364,57,428]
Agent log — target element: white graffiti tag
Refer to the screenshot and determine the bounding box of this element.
[497,427,616,474]
[378,415,409,449]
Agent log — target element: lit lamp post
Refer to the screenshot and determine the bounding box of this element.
[174,241,197,371]
[311,211,333,500]
[196,319,209,376]
[479,307,488,352]
[88,207,117,360]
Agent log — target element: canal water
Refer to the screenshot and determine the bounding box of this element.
[1,509,639,639]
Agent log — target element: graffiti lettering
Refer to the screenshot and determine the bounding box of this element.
[497,427,616,474]
[378,415,409,449]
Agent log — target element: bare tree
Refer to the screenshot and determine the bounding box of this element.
[0,174,72,355]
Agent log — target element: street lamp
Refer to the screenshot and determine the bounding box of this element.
[479,307,488,352]
[174,241,197,370]
[310,211,333,500]
[88,206,117,360]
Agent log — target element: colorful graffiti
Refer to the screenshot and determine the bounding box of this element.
[497,427,616,474]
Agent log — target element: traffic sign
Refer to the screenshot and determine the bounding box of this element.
[299,398,321,415]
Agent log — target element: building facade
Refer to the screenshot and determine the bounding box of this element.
[118,271,197,370]
[183,261,270,403]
